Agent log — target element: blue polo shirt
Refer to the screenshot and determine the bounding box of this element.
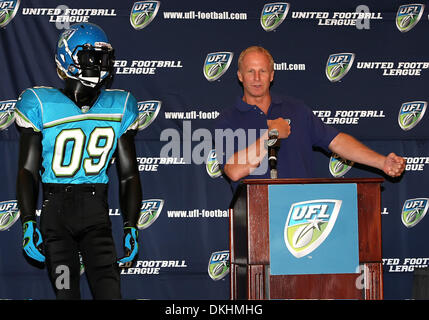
[214,93,339,192]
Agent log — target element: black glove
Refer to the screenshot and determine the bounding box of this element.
[117,227,138,268]
[22,220,45,264]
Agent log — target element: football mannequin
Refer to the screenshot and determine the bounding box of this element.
[16,23,141,299]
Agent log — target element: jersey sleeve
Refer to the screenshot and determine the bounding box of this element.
[119,92,139,137]
[15,89,43,132]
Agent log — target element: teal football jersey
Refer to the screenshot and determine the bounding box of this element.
[15,87,139,184]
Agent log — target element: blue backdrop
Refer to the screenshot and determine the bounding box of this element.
[0,0,428,300]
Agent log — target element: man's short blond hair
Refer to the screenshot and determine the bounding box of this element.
[237,46,274,71]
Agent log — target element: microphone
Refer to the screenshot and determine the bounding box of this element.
[267,129,281,179]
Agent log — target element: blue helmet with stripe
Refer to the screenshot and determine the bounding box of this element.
[55,23,115,88]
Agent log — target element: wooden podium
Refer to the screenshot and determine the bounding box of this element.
[229,178,384,300]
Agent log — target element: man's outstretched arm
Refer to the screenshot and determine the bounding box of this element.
[328,132,405,177]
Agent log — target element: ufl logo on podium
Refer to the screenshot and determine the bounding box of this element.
[0,0,20,28]
[208,250,229,281]
[137,100,161,130]
[203,52,233,81]
[284,199,342,258]
[137,199,164,229]
[325,53,355,82]
[401,198,429,228]
[260,2,289,32]
[130,1,160,30]
[396,4,424,33]
[398,101,426,131]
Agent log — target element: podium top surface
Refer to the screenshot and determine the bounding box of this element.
[241,177,384,185]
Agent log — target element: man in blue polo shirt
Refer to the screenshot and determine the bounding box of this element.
[214,46,405,192]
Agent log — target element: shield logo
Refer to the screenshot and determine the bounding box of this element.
[137,199,164,229]
[57,28,76,48]
[396,4,424,33]
[208,250,230,281]
[401,198,429,228]
[0,100,16,130]
[130,1,160,30]
[206,149,221,178]
[0,200,20,231]
[137,100,161,130]
[260,2,290,32]
[398,101,426,131]
[329,153,354,177]
[325,53,355,82]
[0,0,20,28]
[284,199,342,258]
[203,52,233,81]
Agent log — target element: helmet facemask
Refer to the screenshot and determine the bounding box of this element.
[71,43,115,88]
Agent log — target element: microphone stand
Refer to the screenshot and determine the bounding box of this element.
[267,129,281,179]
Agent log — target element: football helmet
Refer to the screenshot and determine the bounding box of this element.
[55,22,115,88]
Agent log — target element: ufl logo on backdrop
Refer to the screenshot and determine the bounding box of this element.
[203,52,233,81]
[396,4,425,33]
[206,149,221,178]
[401,198,429,228]
[208,250,229,281]
[0,0,20,28]
[398,101,426,131]
[0,200,20,231]
[329,153,354,177]
[326,53,355,82]
[0,100,16,130]
[260,2,289,32]
[284,199,342,258]
[137,199,164,229]
[130,1,160,30]
[137,100,161,130]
